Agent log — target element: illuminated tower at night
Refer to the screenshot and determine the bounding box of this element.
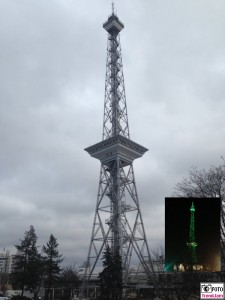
[83,6,151,289]
[186,201,198,267]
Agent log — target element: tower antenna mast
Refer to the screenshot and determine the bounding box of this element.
[112,1,115,14]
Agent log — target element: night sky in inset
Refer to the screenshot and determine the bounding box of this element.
[165,197,221,271]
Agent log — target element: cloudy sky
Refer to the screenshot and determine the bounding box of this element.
[0,0,225,267]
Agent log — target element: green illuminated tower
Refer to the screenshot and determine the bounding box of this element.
[186,201,198,268]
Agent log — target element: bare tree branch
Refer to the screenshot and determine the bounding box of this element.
[173,161,225,274]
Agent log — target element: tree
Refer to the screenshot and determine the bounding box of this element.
[13,225,43,300]
[98,246,123,300]
[59,264,79,299]
[112,249,123,300]
[173,162,225,277]
[42,234,63,300]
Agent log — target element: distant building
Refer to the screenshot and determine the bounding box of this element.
[0,252,10,274]
[0,252,18,274]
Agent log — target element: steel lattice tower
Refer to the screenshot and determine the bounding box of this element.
[186,202,198,267]
[83,7,151,289]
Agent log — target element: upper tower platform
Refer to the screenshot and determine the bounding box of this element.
[190,202,195,212]
[103,13,124,35]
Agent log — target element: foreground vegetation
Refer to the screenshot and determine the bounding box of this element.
[1,226,79,300]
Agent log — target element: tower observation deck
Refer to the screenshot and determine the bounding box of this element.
[82,8,152,291]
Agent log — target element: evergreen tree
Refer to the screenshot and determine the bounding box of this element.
[99,246,113,299]
[112,249,123,300]
[13,225,43,300]
[42,234,63,300]
[99,246,123,300]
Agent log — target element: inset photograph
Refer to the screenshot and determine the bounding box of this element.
[165,197,221,272]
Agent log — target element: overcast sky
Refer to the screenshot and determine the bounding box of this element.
[0,0,225,267]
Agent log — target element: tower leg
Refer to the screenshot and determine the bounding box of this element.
[82,163,151,291]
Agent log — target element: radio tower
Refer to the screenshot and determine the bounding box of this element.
[186,202,198,268]
[83,5,151,289]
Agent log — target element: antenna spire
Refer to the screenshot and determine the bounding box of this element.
[112,1,115,15]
